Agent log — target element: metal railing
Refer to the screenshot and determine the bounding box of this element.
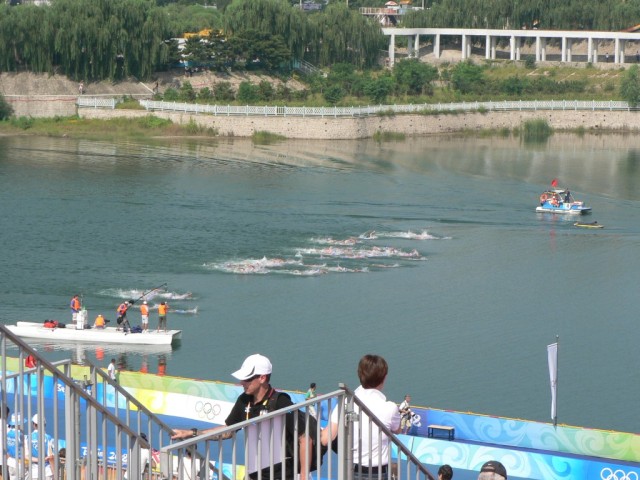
[77,97,118,109]
[136,99,637,117]
[160,383,436,480]
[0,325,175,479]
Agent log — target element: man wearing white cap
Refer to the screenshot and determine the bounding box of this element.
[172,354,314,480]
[28,414,55,480]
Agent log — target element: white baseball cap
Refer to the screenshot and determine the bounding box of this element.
[231,354,272,381]
[32,414,44,426]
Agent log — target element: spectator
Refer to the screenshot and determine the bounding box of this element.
[305,382,317,418]
[321,354,401,477]
[398,394,412,434]
[478,460,507,480]
[29,415,55,480]
[438,464,453,480]
[108,358,117,381]
[171,354,316,480]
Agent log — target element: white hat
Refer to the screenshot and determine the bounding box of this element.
[231,354,272,380]
[32,414,44,425]
[143,301,147,304]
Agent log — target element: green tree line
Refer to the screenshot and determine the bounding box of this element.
[0,0,384,81]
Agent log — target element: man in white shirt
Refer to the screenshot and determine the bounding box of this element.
[321,354,401,475]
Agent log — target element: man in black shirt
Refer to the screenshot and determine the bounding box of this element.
[172,354,313,480]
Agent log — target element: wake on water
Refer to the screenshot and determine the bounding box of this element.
[203,229,447,276]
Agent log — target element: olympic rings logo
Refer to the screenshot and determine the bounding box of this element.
[600,468,639,480]
[195,401,222,420]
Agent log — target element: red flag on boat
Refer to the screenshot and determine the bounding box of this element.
[551,178,559,187]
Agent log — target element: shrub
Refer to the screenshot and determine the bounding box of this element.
[213,82,235,102]
[323,85,345,105]
[0,94,14,120]
[522,118,553,143]
[237,81,259,103]
[10,116,34,130]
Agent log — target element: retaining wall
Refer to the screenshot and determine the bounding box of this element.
[78,108,640,139]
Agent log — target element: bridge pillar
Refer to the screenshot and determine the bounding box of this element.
[509,35,516,60]
[541,37,546,61]
[587,37,593,63]
[617,38,625,64]
[561,37,567,62]
[567,38,572,62]
[592,39,599,64]
[434,34,441,58]
[414,34,420,58]
[407,36,413,57]
[485,35,490,59]
[515,36,522,60]
[461,34,467,59]
[388,34,396,66]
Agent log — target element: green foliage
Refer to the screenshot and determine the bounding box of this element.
[257,81,276,101]
[214,82,236,101]
[0,94,13,120]
[372,130,406,142]
[237,81,259,103]
[393,59,439,96]
[521,119,553,143]
[451,61,485,94]
[620,65,640,107]
[10,116,35,130]
[252,130,286,144]
[363,75,394,104]
[524,56,536,69]
[198,87,214,101]
[138,115,173,129]
[323,85,345,105]
[163,88,180,101]
[180,82,197,101]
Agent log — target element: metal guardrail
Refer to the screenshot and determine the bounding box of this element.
[160,384,436,480]
[0,325,175,479]
[77,97,118,109]
[136,99,637,117]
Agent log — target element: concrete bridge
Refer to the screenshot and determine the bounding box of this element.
[381,27,640,66]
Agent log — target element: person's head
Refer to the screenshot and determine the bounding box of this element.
[111,358,116,364]
[438,464,453,480]
[232,354,273,396]
[357,354,388,389]
[404,394,411,402]
[310,382,316,390]
[478,460,507,480]
[143,301,147,305]
[32,414,44,429]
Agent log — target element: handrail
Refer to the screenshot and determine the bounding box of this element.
[0,324,173,479]
[160,385,437,480]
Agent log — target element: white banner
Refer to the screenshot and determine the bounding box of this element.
[547,342,558,422]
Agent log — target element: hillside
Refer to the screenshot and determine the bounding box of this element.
[0,70,306,97]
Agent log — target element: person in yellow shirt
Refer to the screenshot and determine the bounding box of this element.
[94,314,106,329]
[157,302,169,332]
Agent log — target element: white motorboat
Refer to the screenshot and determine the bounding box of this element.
[7,321,181,346]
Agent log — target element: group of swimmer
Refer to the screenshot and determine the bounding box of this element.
[540,190,573,207]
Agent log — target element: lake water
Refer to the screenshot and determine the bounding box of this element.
[1,133,639,434]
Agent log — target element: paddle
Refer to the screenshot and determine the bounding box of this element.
[130,283,168,305]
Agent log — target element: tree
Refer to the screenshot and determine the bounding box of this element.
[620,65,640,108]
[237,81,259,103]
[393,59,438,96]
[450,60,485,95]
[364,75,394,104]
[0,94,13,120]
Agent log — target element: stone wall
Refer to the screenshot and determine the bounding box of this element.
[7,95,78,118]
[79,107,640,139]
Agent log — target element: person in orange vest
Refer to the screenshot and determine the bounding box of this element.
[70,295,81,324]
[140,301,150,332]
[157,302,169,332]
[94,314,106,329]
[116,300,132,333]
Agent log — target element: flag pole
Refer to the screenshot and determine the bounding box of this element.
[554,335,559,427]
[547,335,559,427]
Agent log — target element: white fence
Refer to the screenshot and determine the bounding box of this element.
[76,97,638,116]
[77,96,118,109]
[134,99,637,117]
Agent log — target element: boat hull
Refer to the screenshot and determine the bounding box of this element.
[8,322,181,345]
[536,205,591,215]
